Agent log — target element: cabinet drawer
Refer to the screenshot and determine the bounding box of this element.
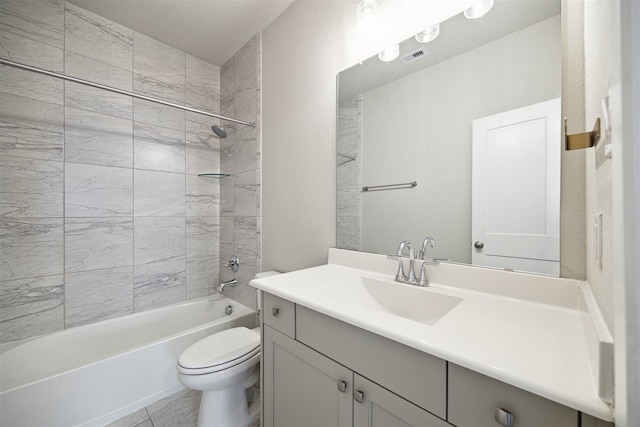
[296,305,447,419]
[448,363,578,427]
[262,292,295,338]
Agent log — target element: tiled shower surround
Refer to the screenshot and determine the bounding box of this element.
[219,35,262,310]
[0,0,261,345]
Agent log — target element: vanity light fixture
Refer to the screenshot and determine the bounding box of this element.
[378,44,400,61]
[415,23,440,43]
[463,0,494,19]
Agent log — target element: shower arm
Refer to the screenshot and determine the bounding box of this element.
[0,58,256,129]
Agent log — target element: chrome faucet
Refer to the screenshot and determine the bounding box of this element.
[419,236,436,259]
[217,278,237,293]
[392,239,441,287]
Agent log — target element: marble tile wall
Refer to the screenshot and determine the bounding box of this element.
[219,35,262,310]
[336,95,362,251]
[0,0,223,343]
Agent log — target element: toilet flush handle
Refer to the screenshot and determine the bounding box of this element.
[272,307,280,317]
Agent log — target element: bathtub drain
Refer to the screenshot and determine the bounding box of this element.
[225,305,233,315]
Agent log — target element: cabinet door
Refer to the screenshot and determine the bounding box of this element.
[353,374,452,427]
[263,325,353,427]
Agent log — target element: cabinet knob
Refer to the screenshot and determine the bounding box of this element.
[272,307,280,317]
[354,389,364,403]
[494,407,514,427]
[337,380,347,393]
[474,241,484,249]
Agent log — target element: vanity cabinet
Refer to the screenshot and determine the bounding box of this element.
[261,292,608,427]
[262,292,448,427]
[262,324,450,427]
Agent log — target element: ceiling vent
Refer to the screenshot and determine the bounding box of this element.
[400,47,429,64]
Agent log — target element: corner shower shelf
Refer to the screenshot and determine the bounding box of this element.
[198,173,231,177]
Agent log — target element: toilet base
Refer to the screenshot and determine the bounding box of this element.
[197,384,248,427]
[196,365,260,427]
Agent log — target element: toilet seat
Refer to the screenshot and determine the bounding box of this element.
[177,327,260,375]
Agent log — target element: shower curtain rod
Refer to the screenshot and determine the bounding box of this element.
[0,58,256,128]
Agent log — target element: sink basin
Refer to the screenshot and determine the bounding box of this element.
[317,277,462,325]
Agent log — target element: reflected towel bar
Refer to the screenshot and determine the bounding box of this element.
[362,181,417,192]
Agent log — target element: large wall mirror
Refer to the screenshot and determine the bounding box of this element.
[336,0,562,275]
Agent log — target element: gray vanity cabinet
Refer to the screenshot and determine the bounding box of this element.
[262,324,449,427]
[262,325,352,427]
[260,292,610,427]
[261,292,449,427]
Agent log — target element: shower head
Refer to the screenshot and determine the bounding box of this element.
[212,123,239,138]
[211,125,228,138]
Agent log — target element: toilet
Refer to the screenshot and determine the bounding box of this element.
[177,271,280,427]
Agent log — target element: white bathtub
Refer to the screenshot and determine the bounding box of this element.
[0,295,256,427]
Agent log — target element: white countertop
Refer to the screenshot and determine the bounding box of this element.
[251,249,614,422]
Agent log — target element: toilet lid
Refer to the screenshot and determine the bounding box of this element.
[178,327,260,373]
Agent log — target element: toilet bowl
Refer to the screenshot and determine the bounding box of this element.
[177,326,260,427]
[177,271,280,427]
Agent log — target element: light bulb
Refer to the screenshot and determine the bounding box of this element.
[464,0,494,19]
[415,23,440,43]
[378,44,400,62]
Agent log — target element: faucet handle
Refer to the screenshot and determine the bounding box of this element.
[225,255,240,273]
[394,257,407,281]
[418,262,430,287]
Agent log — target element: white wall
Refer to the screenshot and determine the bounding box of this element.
[359,16,560,262]
[262,0,359,272]
[584,0,616,334]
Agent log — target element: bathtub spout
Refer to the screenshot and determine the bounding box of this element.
[217,279,237,293]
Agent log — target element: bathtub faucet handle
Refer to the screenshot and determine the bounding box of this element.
[225,255,240,273]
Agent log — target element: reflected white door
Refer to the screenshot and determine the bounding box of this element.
[471,98,561,276]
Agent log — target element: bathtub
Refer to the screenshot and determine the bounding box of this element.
[0,295,256,427]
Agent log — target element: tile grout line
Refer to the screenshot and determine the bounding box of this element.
[62,0,67,330]
[184,51,188,302]
[132,30,136,314]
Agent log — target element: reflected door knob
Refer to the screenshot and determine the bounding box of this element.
[474,241,484,249]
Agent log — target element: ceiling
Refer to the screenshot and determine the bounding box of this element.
[67,0,296,66]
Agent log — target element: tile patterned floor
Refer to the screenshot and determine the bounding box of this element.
[106,387,260,427]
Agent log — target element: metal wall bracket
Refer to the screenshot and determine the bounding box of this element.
[565,117,601,150]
